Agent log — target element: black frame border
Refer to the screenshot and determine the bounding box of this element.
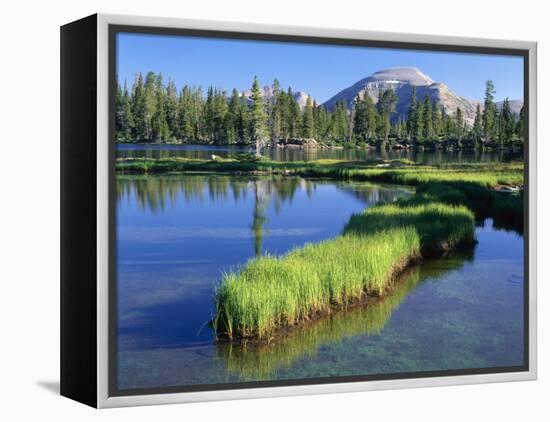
[60,14,98,408]
[108,23,530,398]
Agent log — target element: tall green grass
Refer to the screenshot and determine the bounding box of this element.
[214,228,420,340]
[345,202,475,255]
[217,254,471,380]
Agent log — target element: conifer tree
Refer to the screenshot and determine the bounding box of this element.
[472,103,483,148]
[177,85,193,141]
[312,99,320,140]
[353,94,367,140]
[191,86,204,141]
[270,79,283,142]
[396,117,406,140]
[423,95,433,140]
[225,88,241,144]
[131,73,147,141]
[444,111,455,140]
[376,89,397,145]
[455,107,465,145]
[406,86,417,139]
[315,105,331,141]
[249,76,268,154]
[212,88,229,144]
[432,101,443,140]
[348,97,356,142]
[482,80,496,141]
[115,81,134,141]
[365,94,377,141]
[152,74,170,142]
[236,91,250,144]
[301,96,315,138]
[143,72,158,142]
[332,100,348,141]
[115,83,125,137]
[500,98,515,144]
[164,78,178,141]
[290,92,302,138]
[415,101,424,142]
[204,86,215,142]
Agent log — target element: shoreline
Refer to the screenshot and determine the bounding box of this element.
[115,157,524,190]
[116,140,524,153]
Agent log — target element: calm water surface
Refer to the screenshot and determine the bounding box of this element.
[117,143,522,164]
[116,174,524,390]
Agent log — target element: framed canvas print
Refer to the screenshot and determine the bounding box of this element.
[60,13,537,408]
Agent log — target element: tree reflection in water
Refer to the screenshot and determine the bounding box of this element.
[117,174,411,257]
[117,174,412,257]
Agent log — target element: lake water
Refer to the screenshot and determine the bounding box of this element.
[116,174,524,391]
[117,143,522,164]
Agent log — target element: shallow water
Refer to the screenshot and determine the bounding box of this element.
[117,143,522,164]
[116,174,524,390]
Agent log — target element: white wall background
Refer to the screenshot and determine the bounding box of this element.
[1,0,547,420]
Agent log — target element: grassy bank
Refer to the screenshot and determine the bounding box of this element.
[213,197,475,340]
[116,158,523,226]
[116,157,522,182]
[214,228,421,340]
[116,158,523,196]
[344,202,475,256]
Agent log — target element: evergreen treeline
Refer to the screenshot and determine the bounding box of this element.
[116,73,525,147]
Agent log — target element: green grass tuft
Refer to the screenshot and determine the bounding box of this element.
[344,202,475,256]
[214,228,421,340]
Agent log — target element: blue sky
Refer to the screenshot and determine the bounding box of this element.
[116,33,524,104]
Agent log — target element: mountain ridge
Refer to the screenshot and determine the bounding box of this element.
[321,67,522,126]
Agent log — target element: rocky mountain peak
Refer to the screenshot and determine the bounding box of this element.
[366,67,434,86]
[322,67,482,125]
